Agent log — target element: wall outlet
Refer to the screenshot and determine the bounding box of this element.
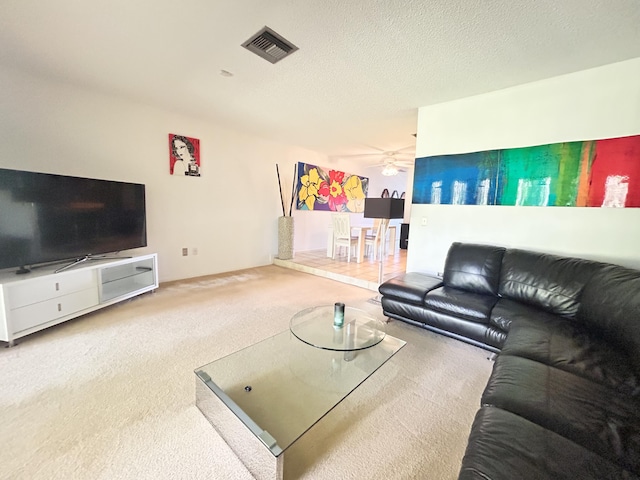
[182,248,188,256]
[192,247,198,256]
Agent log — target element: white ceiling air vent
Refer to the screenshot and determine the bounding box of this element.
[242,26,298,64]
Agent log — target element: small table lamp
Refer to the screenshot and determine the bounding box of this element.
[363,198,405,284]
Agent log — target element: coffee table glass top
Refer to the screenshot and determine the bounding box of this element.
[289,305,386,351]
[195,313,405,457]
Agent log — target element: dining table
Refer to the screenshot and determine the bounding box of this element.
[326,223,397,263]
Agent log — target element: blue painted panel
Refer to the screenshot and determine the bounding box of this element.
[413,152,500,205]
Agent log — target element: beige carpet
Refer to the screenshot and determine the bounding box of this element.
[0,265,493,480]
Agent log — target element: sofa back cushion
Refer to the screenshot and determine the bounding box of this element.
[578,264,640,375]
[498,249,602,318]
[443,243,505,296]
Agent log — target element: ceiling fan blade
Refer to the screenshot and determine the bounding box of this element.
[360,144,387,152]
[396,144,416,153]
[330,152,387,159]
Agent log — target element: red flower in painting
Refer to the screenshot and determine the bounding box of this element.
[327,170,347,211]
[318,180,330,197]
[330,170,345,185]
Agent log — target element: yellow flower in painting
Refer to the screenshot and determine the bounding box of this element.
[343,175,366,212]
[329,180,343,198]
[299,167,321,210]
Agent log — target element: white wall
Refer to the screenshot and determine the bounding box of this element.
[0,67,329,282]
[409,57,640,275]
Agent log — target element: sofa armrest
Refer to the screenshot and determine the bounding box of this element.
[379,272,443,305]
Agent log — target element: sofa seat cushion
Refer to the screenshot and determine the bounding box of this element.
[498,249,603,318]
[482,355,640,474]
[380,297,431,325]
[381,296,506,351]
[424,286,498,323]
[459,406,639,480]
[378,272,443,305]
[502,317,640,396]
[489,297,561,333]
[421,307,506,350]
[443,242,505,295]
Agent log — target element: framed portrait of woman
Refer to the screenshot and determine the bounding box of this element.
[169,134,201,177]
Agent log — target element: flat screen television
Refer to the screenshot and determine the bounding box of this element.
[0,168,147,273]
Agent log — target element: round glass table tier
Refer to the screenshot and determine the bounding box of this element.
[289,305,386,351]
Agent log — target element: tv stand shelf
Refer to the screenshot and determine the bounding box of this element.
[0,253,158,347]
[100,257,156,302]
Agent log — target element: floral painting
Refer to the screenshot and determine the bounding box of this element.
[297,162,369,212]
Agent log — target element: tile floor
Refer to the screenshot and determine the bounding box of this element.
[274,247,407,291]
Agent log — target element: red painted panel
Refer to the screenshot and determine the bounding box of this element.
[587,135,640,207]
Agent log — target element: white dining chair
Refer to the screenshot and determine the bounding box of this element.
[331,213,359,262]
[364,218,389,261]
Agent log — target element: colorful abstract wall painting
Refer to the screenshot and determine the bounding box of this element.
[296,162,369,212]
[412,134,640,207]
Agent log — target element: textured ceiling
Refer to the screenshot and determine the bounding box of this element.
[1,0,639,161]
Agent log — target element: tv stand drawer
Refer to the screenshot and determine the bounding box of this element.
[7,270,97,310]
[10,288,100,333]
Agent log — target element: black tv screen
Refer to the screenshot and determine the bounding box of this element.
[0,168,147,271]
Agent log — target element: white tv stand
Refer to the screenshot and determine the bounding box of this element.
[0,253,158,347]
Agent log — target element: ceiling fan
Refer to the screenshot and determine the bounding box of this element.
[333,145,415,176]
[369,152,414,176]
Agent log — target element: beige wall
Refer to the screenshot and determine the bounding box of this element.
[0,66,414,280]
[0,67,329,282]
[408,57,640,275]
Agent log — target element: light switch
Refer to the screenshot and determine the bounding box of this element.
[421,217,427,226]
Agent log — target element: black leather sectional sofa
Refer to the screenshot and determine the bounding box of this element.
[378,242,640,479]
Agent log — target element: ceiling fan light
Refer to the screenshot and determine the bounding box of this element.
[382,165,398,176]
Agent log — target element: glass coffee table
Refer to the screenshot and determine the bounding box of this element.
[195,305,405,479]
